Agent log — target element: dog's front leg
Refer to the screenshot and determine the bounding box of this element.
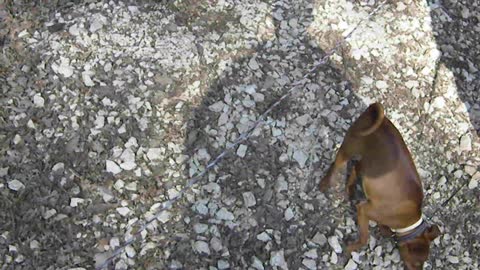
[347,200,371,253]
[319,151,348,192]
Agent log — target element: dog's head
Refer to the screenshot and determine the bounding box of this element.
[398,224,441,270]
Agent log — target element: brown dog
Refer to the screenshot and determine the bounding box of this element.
[319,103,440,270]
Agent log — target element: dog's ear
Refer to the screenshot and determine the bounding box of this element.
[425,225,441,241]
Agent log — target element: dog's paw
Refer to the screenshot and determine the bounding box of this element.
[346,242,362,254]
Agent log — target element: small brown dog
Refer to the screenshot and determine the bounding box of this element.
[319,103,440,270]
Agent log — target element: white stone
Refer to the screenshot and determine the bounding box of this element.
[248,57,260,70]
[70,197,85,207]
[459,134,472,152]
[252,93,265,102]
[304,249,318,259]
[312,232,327,246]
[302,259,316,270]
[125,245,136,258]
[30,240,40,249]
[243,84,256,94]
[89,14,106,33]
[330,251,338,264]
[218,112,229,126]
[405,80,419,89]
[284,207,294,221]
[120,148,135,163]
[193,223,209,234]
[344,259,357,270]
[375,80,388,89]
[257,232,272,242]
[116,207,130,216]
[293,149,308,168]
[43,209,57,219]
[33,94,45,107]
[468,172,479,189]
[168,188,180,199]
[432,96,446,109]
[197,148,211,161]
[193,241,210,255]
[146,148,164,160]
[119,161,136,171]
[209,101,225,112]
[0,167,8,177]
[82,71,95,87]
[106,160,122,175]
[195,203,209,215]
[216,208,234,221]
[56,57,74,78]
[252,256,265,270]
[275,176,288,192]
[113,180,125,191]
[295,114,310,126]
[203,182,221,194]
[237,144,248,157]
[242,98,255,108]
[242,192,256,207]
[8,180,25,191]
[217,260,229,269]
[157,210,171,223]
[125,182,137,191]
[270,250,288,270]
[128,6,139,13]
[68,24,81,36]
[210,237,223,252]
[328,236,342,253]
[447,256,459,264]
[272,127,282,137]
[52,162,64,173]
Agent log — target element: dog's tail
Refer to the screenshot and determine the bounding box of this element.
[354,102,385,136]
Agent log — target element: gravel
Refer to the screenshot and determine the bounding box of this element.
[0,0,478,269]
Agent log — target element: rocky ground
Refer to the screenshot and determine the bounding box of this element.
[0,0,479,269]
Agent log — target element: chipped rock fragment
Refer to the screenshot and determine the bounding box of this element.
[146,148,164,160]
[106,160,122,175]
[70,197,85,207]
[217,260,229,269]
[116,207,130,216]
[248,57,260,70]
[209,101,225,112]
[344,259,357,270]
[237,144,248,158]
[312,232,327,246]
[193,241,210,255]
[459,134,472,152]
[252,256,265,270]
[284,207,294,221]
[468,172,479,189]
[157,210,171,223]
[293,149,308,168]
[242,192,256,207]
[215,208,234,221]
[33,94,45,107]
[257,232,272,242]
[8,180,25,191]
[304,249,318,259]
[328,236,342,253]
[302,258,316,270]
[270,250,288,270]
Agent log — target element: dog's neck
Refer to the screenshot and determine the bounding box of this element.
[391,216,423,234]
[392,216,428,243]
